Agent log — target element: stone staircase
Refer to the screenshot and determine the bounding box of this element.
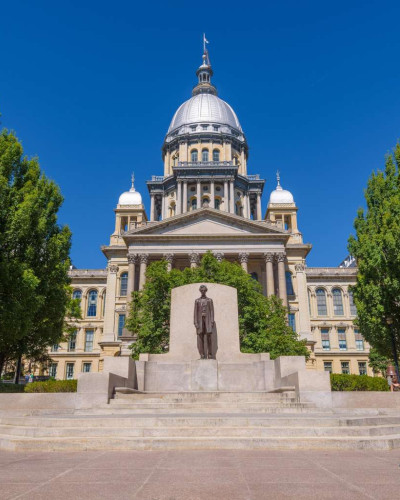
[1,391,400,451]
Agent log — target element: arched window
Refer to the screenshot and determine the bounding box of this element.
[349,290,357,315]
[215,198,221,210]
[202,149,209,162]
[72,289,82,301]
[202,197,209,208]
[332,288,344,315]
[120,273,128,296]
[191,198,197,210]
[285,272,294,296]
[213,149,220,162]
[191,149,198,162]
[316,288,327,316]
[250,272,259,282]
[87,290,98,317]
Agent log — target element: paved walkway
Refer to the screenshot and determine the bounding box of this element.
[1,448,399,499]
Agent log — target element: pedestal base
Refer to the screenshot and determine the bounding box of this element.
[191,360,218,391]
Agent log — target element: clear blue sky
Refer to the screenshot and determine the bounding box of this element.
[1,0,399,268]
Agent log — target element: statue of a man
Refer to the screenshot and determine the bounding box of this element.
[193,285,215,359]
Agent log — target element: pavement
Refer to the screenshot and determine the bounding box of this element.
[0,448,400,500]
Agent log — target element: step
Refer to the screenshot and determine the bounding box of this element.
[113,391,298,402]
[1,434,399,452]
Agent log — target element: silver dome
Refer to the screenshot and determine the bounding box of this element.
[167,93,242,134]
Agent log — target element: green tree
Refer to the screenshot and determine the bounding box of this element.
[126,253,309,360]
[368,348,391,377]
[0,129,72,382]
[348,142,400,377]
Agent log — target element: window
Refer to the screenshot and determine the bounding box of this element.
[285,272,294,296]
[72,289,82,301]
[355,329,364,351]
[82,363,91,373]
[120,273,128,296]
[349,291,357,315]
[118,314,126,337]
[332,288,344,315]
[66,363,74,380]
[85,329,94,352]
[288,313,296,332]
[213,149,220,162]
[191,150,198,162]
[87,290,98,317]
[321,328,330,350]
[68,331,77,352]
[52,344,59,352]
[49,363,57,378]
[191,198,197,210]
[316,289,327,316]
[338,328,347,350]
[250,272,258,282]
[341,361,350,374]
[358,362,367,375]
[202,149,209,162]
[215,198,221,210]
[323,362,332,373]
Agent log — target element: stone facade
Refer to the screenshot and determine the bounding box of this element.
[41,46,371,380]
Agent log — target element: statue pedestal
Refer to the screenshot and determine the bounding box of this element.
[191,360,218,391]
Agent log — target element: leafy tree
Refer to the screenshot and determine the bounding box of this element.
[368,348,391,377]
[348,142,400,376]
[126,253,309,360]
[0,129,72,382]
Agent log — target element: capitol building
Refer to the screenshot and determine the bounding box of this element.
[48,46,372,381]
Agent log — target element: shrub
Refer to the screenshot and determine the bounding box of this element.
[24,379,77,393]
[0,383,25,393]
[330,373,389,391]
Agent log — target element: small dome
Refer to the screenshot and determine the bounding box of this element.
[118,175,142,205]
[269,173,295,205]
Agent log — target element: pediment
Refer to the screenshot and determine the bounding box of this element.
[125,208,286,238]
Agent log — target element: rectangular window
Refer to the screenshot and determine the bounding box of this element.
[321,328,330,351]
[82,363,91,373]
[338,328,347,350]
[341,361,350,374]
[49,363,57,378]
[288,313,296,332]
[85,330,94,352]
[68,331,77,352]
[118,314,126,337]
[358,362,367,375]
[355,329,364,351]
[51,344,59,352]
[66,363,74,380]
[323,362,332,373]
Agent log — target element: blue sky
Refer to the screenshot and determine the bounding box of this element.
[1,0,399,268]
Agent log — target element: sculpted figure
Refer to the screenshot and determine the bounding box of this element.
[193,285,215,359]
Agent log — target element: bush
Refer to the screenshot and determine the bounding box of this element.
[24,379,77,393]
[330,373,389,391]
[0,383,25,393]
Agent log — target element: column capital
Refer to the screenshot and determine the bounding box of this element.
[108,264,119,274]
[276,252,286,263]
[139,253,149,264]
[263,252,275,263]
[127,254,138,264]
[238,252,249,264]
[189,252,200,265]
[295,263,306,272]
[163,253,174,264]
[213,252,224,262]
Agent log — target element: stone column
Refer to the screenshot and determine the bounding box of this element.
[138,254,149,290]
[295,263,312,341]
[229,180,235,213]
[126,254,137,298]
[264,252,275,297]
[176,181,182,215]
[256,192,262,220]
[150,194,155,222]
[210,180,215,209]
[102,264,119,343]
[163,253,174,272]
[213,252,224,263]
[238,252,249,272]
[196,180,201,208]
[161,193,165,220]
[189,252,200,268]
[277,252,288,307]
[224,180,229,212]
[183,181,188,213]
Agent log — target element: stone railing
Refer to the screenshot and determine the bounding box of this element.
[68,269,107,278]
[177,161,234,167]
[306,267,358,276]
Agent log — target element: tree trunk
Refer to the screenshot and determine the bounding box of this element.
[13,354,22,385]
[0,353,5,381]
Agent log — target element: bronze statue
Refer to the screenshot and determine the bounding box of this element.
[194,285,215,359]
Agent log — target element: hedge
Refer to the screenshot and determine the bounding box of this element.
[24,379,77,393]
[330,373,389,391]
[0,383,25,393]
